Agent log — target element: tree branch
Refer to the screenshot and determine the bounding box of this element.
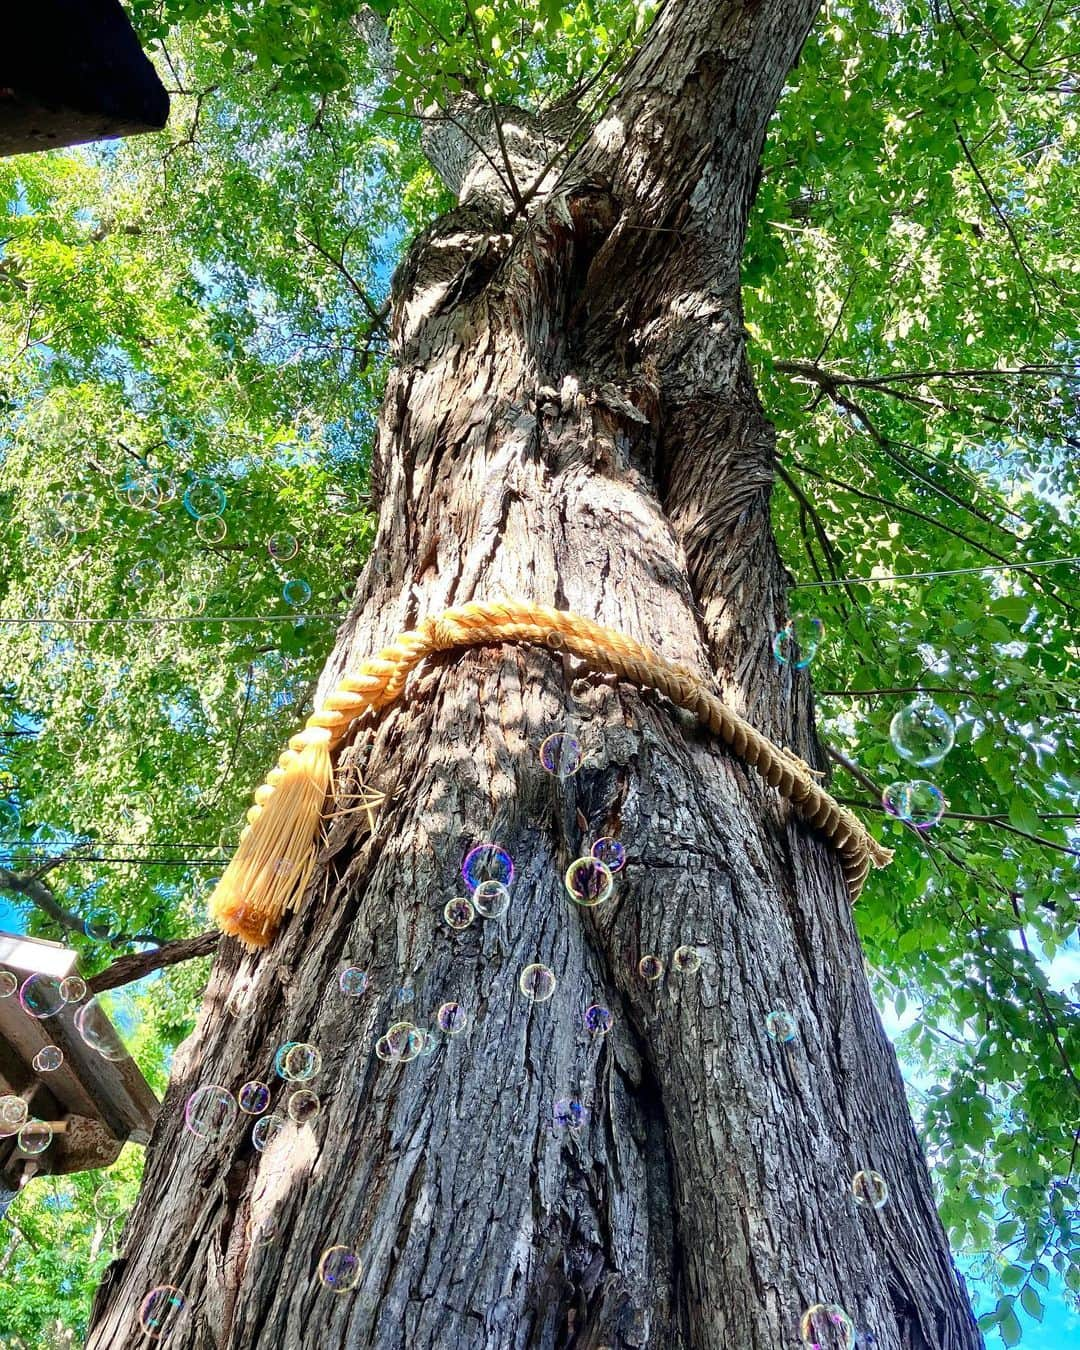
[87,931,220,995]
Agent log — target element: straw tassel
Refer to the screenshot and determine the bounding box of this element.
[208,602,893,949]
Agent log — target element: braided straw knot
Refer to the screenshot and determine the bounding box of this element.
[209,599,893,947]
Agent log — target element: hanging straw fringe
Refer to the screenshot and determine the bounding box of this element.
[209,600,893,947]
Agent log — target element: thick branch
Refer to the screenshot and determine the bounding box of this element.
[87,931,220,994]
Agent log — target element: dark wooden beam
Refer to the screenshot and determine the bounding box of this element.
[0,0,169,158]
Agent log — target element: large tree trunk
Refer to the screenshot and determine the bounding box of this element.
[86,3,984,1347]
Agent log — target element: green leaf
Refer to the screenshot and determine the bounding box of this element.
[1019,1285,1043,1321]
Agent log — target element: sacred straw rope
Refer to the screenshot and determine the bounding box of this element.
[209,600,893,948]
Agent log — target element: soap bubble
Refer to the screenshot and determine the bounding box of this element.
[252,1114,285,1152]
[93,1185,123,1221]
[75,991,136,1060]
[395,986,415,1005]
[414,1028,440,1058]
[637,955,664,983]
[443,897,475,929]
[553,1098,588,1131]
[339,967,369,998]
[0,969,17,999]
[376,1021,423,1063]
[184,1085,238,1140]
[32,1046,63,1073]
[564,857,613,907]
[19,974,65,1019]
[765,1009,798,1042]
[59,974,87,1003]
[282,578,311,608]
[0,800,19,836]
[129,559,164,593]
[519,964,557,1002]
[55,490,100,533]
[539,732,584,777]
[473,880,510,918]
[889,698,955,767]
[317,1245,361,1293]
[238,1081,271,1115]
[800,1303,855,1349]
[773,616,825,669]
[138,1286,187,1338]
[0,1095,28,1133]
[590,838,626,872]
[182,478,227,520]
[17,1120,53,1154]
[268,531,299,562]
[195,515,227,544]
[851,1170,889,1210]
[673,945,703,975]
[585,1004,613,1035]
[882,780,945,829]
[84,909,119,942]
[436,1002,468,1035]
[182,589,207,615]
[275,1042,321,1081]
[118,473,159,510]
[462,843,514,891]
[288,1089,321,1124]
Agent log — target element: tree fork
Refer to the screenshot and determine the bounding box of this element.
[87,2,984,1346]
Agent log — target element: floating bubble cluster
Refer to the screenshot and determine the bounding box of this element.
[800,1303,856,1349]
[773,616,825,669]
[32,1046,63,1073]
[539,732,584,777]
[765,1009,798,1043]
[375,1022,423,1062]
[19,974,65,1019]
[138,1286,187,1338]
[462,843,514,891]
[564,857,613,907]
[17,1120,52,1155]
[288,1090,321,1124]
[443,897,475,929]
[238,1081,271,1115]
[672,946,702,975]
[252,1114,285,1152]
[882,780,945,829]
[590,837,626,872]
[889,698,955,767]
[0,969,17,999]
[274,1042,321,1082]
[436,1002,468,1035]
[268,531,299,561]
[184,1086,238,1140]
[638,955,664,983]
[851,1170,889,1210]
[339,967,370,998]
[553,1098,588,1131]
[584,1004,613,1035]
[519,964,557,1002]
[473,880,510,918]
[318,1245,361,1293]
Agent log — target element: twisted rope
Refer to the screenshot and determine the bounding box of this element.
[210,600,892,946]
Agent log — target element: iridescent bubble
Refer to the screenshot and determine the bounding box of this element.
[93,1186,123,1221]
[339,967,369,998]
[584,1004,613,1035]
[376,1021,423,1062]
[268,531,299,562]
[473,879,510,918]
[129,559,164,593]
[238,1081,271,1115]
[436,1002,468,1035]
[59,974,87,1003]
[318,1245,361,1293]
[414,1028,440,1058]
[637,955,664,983]
[553,1098,588,1131]
[75,992,135,1060]
[184,1085,238,1140]
[55,490,100,533]
[889,698,955,768]
[119,473,160,511]
[882,780,945,829]
[519,964,557,1002]
[591,837,626,872]
[443,897,475,930]
[138,1286,187,1338]
[461,844,514,891]
[773,616,825,669]
[539,732,584,777]
[765,1009,798,1043]
[564,856,613,907]
[252,1113,285,1152]
[195,515,227,545]
[395,986,414,1005]
[182,478,227,520]
[851,1170,889,1210]
[275,1042,321,1082]
[166,416,192,444]
[0,1095,28,1133]
[84,909,119,942]
[672,945,703,975]
[17,1120,52,1155]
[182,589,206,615]
[0,800,19,837]
[288,1089,321,1124]
[282,578,311,608]
[32,1046,63,1073]
[800,1303,855,1349]
[19,974,65,1019]
[0,969,17,999]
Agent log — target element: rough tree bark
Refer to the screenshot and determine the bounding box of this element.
[86,2,985,1347]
